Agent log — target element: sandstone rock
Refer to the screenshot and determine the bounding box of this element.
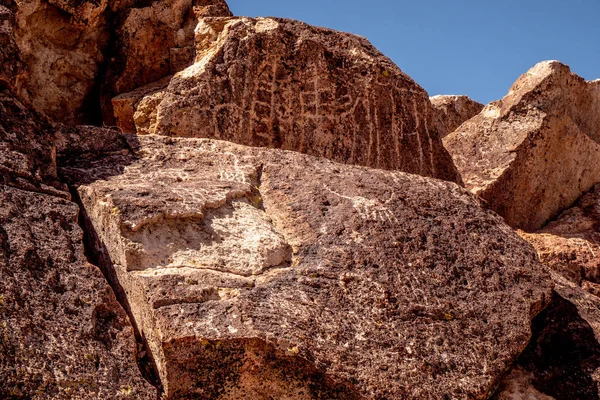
[101,0,232,125]
[0,91,67,198]
[62,132,551,399]
[443,61,600,231]
[493,366,555,400]
[430,95,483,138]
[0,5,25,91]
[118,17,461,183]
[0,184,156,399]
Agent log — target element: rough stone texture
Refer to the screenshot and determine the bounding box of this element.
[443,61,600,231]
[0,5,25,91]
[493,366,555,400]
[519,183,600,292]
[117,17,461,183]
[0,91,67,198]
[0,184,156,399]
[62,132,551,399]
[101,0,232,125]
[430,95,483,138]
[10,0,112,124]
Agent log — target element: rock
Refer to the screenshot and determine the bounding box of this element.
[62,133,551,399]
[493,366,555,400]
[430,95,483,138]
[443,61,600,231]
[118,17,461,183]
[519,183,600,290]
[101,0,232,125]
[0,5,25,91]
[0,91,67,198]
[10,0,113,124]
[0,184,156,399]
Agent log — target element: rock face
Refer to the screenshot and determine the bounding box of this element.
[62,132,551,399]
[0,4,25,91]
[0,90,156,398]
[114,17,461,183]
[101,0,232,125]
[0,185,156,399]
[444,61,600,231]
[0,91,67,198]
[430,95,483,138]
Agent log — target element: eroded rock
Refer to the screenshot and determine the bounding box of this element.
[117,17,461,182]
[430,95,483,138]
[62,132,551,399]
[0,184,156,399]
[0,5,25,91]
[101,0,232,125]
[444,61,600,231]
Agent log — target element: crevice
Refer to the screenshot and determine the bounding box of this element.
[68,185,164,398]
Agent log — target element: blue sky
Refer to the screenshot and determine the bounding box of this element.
[227,0,599,105]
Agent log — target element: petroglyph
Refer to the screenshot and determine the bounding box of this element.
[324,185,398,223]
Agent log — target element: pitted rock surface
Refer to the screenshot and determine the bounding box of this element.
[0,5,25,91]
[0,91,67,198]
[444,61,600,231]
[116,17,461,183]
[0,184,156,399]
[430,95,483,138]
[62,132,551,399]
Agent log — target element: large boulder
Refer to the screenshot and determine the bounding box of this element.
[430,95,483,138]
[444,61,600,231]
[115,17,461,183]
[100,0,232,125]
[0,185,157,399]
[62,132,551,399]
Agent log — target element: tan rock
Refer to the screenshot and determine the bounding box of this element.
[0,185,156,399]
[430,95,483,138]
[119,17,461,182]
[101,0,232,125]
[62,132,551,399]
[444,61,600,231]
[494,366,555,400]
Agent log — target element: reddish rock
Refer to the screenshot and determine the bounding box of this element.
[0,185,157,399]
[0,5,25,91]
[444,61,600,231]
[62,132,551,399]
[118,17,461,182]
[430,95,483,138]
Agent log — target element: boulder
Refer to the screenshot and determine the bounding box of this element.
[430,95,483,138]
[62,132,551,399]
[101,0,232,125]
[443,61,600,231]
[116,17,461,183]
[0,185,156,399]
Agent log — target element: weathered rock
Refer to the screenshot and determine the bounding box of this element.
[62,132,551,399]
[430,95,483,138]
[10,0,112,124]
[0,91,67,198]
[519,183,600,290]
[493,366,555,400]
[0,184,156,399]
[117,17,461,183]
[0,5,25,91]
[444,61,600,231]
[101,0,232,125]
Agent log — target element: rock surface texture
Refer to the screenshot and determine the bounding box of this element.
[0,90,156,398]
[444,61,600,231]
[114,17,461,183]
[62,132,551,400]
[430,95,483,138]
[0,4,25,91]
